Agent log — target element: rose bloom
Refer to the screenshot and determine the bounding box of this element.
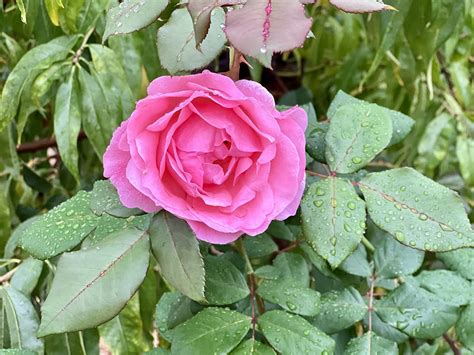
[104,71,306,244]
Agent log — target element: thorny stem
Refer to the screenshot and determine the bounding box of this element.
[228,47,242,81]
[443,333,461,355]
[366,274,376,352]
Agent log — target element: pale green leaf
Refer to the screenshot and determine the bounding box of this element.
[90,180,141,218]
[301,177,366,267]
[10,258,43,296]
[456,303,474,350]
[415,270,471,306]
[360,168,474,251]
[437,248,474,280]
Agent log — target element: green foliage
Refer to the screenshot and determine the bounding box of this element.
[0,0,473,353]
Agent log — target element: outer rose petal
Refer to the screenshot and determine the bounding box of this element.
[187,220,242,244]
[103,121,159,213]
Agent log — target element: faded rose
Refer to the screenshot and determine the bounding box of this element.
[104,71,306,244]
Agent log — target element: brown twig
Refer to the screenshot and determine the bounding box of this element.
[17,131,87,153]
[0,266,19,283]
[305,170,330,179]
[443,334,461,355]
[228,47,243,81]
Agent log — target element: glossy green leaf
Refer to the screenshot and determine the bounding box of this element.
[415,270,471,306]
[306,122,329,163]
[254,265,281,280]
[360,168,474,251]
[43,329,99,355]
[313,287,367,334]
[171,308,251,355]
[204,255,249,305]
[243,234,278,259]
[0,35,78,134]
[57,0,85,33]
[90,180,141,218]
[10,258,43,296]
[99,294,150,354]
[456,136,474,186]
[437,248,474,280]
[265,221,295,242]
[456,303,474,350]
[257,280,320,316]
[157,8,226,74]
[343,331,398,355]
[301,177,366,267]
[54,70,81,181]
[272,253,309,288]
[327,90,414,147]
[77,67,116,160]
[149,211,205,302]
[367,312,408,344]
[38,228,150,336]
[370,221,424,279]
[325,103,392,173]
[376,281,459,339]
[0,286,43,353]
[19,191,99,260]
[258,310,335,355]
[230,339,276,355]
[339,244,372,277]
[87,214,151,246]
[103,0,168,41]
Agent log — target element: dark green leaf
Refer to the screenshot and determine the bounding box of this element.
[19,191,99,260]
[88,214,151,246]
[360,168,474,251]
[243,234,278,259]
[343,331,398,355]
[103,0,168,41]
[325,103,392,173]
[90,180,141,218]
[273,253,309,288]
[171,308,251,355]
[258,310,335,355]
[456,303,474,350]
[0,35,79,134]
[313,287,367,334]
[415,270,471,306]
[44,329,100,355]
[376,281,459,339]
[265,221,295,242]
[38,228,150,336]
[230,339,276,355]
[149,211,205,302]
[204,255,249,305]
[254,265,281,280]
[339,244,372,277]
[306,122,329,163]
[437,248,474,280]
[257,280,320,316]
[22,165,52,194]
[367,312,408,344]
[301,177,366,267]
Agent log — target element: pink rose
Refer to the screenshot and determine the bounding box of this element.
[103,71,307,244]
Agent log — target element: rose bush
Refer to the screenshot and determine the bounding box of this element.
[103,70,307,244]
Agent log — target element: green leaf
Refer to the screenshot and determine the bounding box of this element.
[343,331,398,355]
[77,67,116,160]
[254,265,281,280]
[149,211,205,302]
[204,255,249,306]
[88,214,151,246]
[370,221,424,279]
[456,136,474,186]
[0,286,43,353]
[10,258,43,296]
[257,280,320,316]
[376,281,459,339]
[44,329,100,355]
[5,217,39,259]
[301,177,366,267]
[258,310,335,355]
[272,253,309,288]
[16,0,27,23]
[415,270,471,306]
[313,287,367,334]
[19,191,99,260]
[325,103,392,173]
[22,165,52,194]
[437,248,474,280]
[0,186,11,254]
[327,90,414,147]
[54,70,81,181]
[360,168,474,251]
[103,0,168,41]
[243,234,278,259]
[154,292,196,342]
[0,35,79,134]
[90,180,141,218]
[99,294,150,354]
[171,308,251,355]
[230,339,276,355]
[157,8,226,74]
[265,221,295,242]
[456,303,474,350]
[367,312,408,344]
[57,0,85,33]
[339,244,372,277]
[38,228,150,336]
[306,122,329,163]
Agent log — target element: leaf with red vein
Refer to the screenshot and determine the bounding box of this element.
[330,0,396,13]
[224,0,312,67]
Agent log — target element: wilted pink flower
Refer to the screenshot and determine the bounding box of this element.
[104,71,306,244]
